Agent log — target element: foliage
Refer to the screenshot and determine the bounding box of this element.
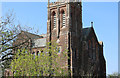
[10,42,69,76]
[0,12,36,76]
[108,72,118,78]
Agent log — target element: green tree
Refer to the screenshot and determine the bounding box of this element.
[0,12,36,76]
[108,72,118,78]
[10,42,69,76]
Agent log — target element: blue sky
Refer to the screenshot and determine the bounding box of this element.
[2,2,118,75]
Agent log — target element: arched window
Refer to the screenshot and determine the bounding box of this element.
[53,13,56,29]
[62,11,66,27]
[93,51,96,60]
[92,38,95,49]
[96,43,98,60]
[89,40,91,49]
[89,40,92,58]
[75,48,77,59]
[36,51,39,56]
[92,38,96,60]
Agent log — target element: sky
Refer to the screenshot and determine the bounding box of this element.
[1,1,118,75]
[118,2,120,73]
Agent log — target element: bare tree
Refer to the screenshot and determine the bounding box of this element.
[0,12,36,76]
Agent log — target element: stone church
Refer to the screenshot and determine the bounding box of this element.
[4,0,106,77]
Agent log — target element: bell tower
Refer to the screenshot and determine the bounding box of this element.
[47,0,82,76]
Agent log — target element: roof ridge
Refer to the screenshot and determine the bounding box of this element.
[21,30,41,37]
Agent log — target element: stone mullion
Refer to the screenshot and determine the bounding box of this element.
[47,1,51,42]
[57,6,60,38]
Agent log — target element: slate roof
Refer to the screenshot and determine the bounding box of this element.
[21,31,43,39]
[18,31,47,48]
[32,38,46,48]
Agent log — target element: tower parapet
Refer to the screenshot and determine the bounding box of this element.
[49,0,81,7]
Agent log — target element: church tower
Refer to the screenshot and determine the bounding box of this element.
[47,0,82,76]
